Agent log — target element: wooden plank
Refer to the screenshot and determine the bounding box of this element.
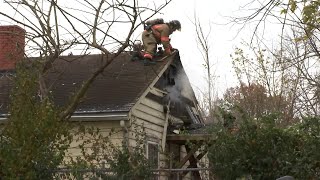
[177,146,198,169]
[132,120,163,134]
[72,121,122,130]
[132,123,163,135]
[67,137,125,157]
[161,101,170,151]
[135,103,165,119]
[70,135,124,144]
[181,146,201,179]
[140,98,164,112]
[182,151,207,173]
[129,128,163,141]
[149,87,168,97]
[71,133,124,141]
[166,134,213,141]
[70,128,124,140]
[70,128,124,133]
[131,109,165,126]
[131,120,163,136]
[133,116,163,128]
[132,128,163,140]
[71,127,124,133]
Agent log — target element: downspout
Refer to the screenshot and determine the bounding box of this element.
[122,110,133,148]
[120,119,129,148]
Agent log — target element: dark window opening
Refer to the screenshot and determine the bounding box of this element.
[147,142,159,169]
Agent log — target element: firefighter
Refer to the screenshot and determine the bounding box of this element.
[141,20,181,65]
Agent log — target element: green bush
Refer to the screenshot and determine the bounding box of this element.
[208,112,320,179]
[0,62,71,179]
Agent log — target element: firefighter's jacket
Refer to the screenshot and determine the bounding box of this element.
[142,23,173,57]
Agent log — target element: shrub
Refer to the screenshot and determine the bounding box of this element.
[208,112,320,179]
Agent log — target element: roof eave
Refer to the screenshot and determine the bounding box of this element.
[70,112,129,122]
[0,111,129,122]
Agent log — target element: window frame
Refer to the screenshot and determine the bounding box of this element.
[146,141,160,169]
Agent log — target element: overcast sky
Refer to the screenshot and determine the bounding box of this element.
[160,0,254,97]
[0,0,282,98]
[159,0,283,97]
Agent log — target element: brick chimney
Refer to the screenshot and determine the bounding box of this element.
[0,25,25,71]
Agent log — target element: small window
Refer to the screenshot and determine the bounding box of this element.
[147,142,159,169]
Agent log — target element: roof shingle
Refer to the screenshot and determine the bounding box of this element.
[0,52,174,115]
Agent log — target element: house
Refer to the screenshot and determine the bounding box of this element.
[0,25,211,179]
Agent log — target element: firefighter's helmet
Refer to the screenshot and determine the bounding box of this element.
[169,20,181,31]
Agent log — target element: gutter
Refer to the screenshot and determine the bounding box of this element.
[0,112,129,122]
[0,114,8,122]
[70,112,128,122]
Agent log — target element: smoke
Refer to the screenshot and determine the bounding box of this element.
[165,69,194,103]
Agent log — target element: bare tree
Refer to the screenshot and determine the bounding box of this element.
[0,0,172,121]
[227,0,320,118]
[0,1,173,177]
[192,14,217,123]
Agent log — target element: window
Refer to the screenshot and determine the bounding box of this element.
[147,142,159,169]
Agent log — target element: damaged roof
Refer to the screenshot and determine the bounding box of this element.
[0,52,177,116]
